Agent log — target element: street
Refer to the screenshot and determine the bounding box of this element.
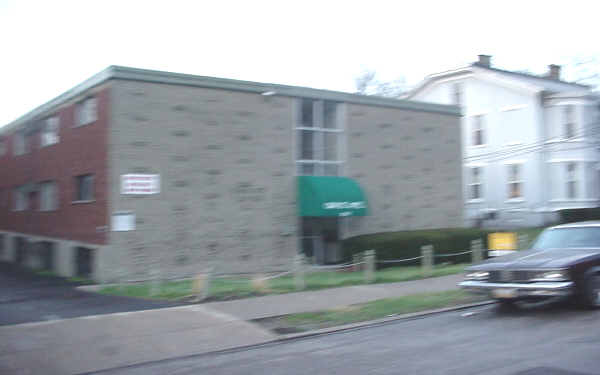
[91,303,600,375]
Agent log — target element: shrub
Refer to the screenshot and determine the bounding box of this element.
[558,208,600,224]
[342,228,494,268]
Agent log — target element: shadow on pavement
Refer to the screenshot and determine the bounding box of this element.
[0,262,188,326]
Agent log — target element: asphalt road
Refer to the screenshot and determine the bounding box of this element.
[0,262,185,326]
[91,303,600,375]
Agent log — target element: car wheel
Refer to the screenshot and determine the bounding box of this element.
[582,273,600,309]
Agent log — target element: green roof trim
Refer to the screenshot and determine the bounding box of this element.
[297,176,367,217]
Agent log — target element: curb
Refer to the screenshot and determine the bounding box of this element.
[275,300,496,342]
[78,299,496,375]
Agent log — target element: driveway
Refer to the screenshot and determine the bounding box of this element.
[0,262,186,326]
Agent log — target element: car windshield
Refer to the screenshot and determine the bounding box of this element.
[532,226,600,249]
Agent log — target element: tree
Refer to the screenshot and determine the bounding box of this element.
[354,70,408,98]
[567,57,600,90]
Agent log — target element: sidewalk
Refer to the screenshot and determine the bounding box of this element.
[206,273,464,320]
[1,274,464,375]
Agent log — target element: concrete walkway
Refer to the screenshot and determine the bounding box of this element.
[206,273,464,320]
[0,305,277,375]
[0,274,464,375]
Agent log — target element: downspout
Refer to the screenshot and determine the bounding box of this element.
[539,91,548,224]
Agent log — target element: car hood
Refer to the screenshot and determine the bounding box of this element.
[472,248,600,269]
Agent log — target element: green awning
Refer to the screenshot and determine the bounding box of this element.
[297,176,368,217]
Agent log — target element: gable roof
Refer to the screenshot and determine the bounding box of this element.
[407,61,590,99]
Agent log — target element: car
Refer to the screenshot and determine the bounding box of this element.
[459,221,600,308]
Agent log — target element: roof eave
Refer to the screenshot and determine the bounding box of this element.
[2,66,461,135]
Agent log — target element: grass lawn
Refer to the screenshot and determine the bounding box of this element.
[98,263,469,301]
[256,290,488,332]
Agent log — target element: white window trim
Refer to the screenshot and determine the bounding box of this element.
[466,198,485,204]
[506,164,524,200]
[467,166,483,201]
[550,199,598,203]
[500,104,528,112]
[505,198,526,203]
[464,162,488,168]
[565,162,579,200]
[502,159,526,165]
[470,115,486,147]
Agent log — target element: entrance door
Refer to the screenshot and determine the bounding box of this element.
[300,218,340,264]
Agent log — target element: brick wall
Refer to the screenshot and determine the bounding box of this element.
[0,86,110,245]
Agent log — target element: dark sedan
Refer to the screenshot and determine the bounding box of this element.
[460,221,600,308]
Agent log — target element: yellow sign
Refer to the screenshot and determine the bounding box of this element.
[488,232,517,250]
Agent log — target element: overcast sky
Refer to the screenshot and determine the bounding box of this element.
[1,0,598,126]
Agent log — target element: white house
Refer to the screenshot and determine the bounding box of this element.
[408,55,600,228]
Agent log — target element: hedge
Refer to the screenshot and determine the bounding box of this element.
[342,228,494,267]
[559,208,600,224]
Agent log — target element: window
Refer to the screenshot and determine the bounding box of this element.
[41,117,60,147]
[13,186,28,211]
[296,99,343,176]
[564,105,575,139]
[507,164,523,199]
[469,167,483,200]
[566,162,578,199]
[39,181,58,211]
[452,83,462,105]
[75,174,94,201]
[76,97,97,126]
[472,115,484,146]
[14,130,28,156]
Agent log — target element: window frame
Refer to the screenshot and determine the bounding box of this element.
[40,116,60,147]
[566,162,578,199]
[452,83,462,106]
[564,105,576,139]
[13,130,28,156]
[74,174,95,202]
[75,97,98,127]
[13,186,28,211]
[471,115,485,146]
[295,99,344,177]
[506,163,524,200]
[468,166,483,201]
[0,137,6,156]
[39,180,58,211]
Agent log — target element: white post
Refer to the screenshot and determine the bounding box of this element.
[471,239,483,263]
[294,254,306,291]
[421,245,433,277]
[150,266,161,296]
[364,249,376,283]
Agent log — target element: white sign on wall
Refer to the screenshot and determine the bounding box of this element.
[112,212,136,232]
[121,174,160,195]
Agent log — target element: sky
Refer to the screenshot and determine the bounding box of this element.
[1,0,599,126]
